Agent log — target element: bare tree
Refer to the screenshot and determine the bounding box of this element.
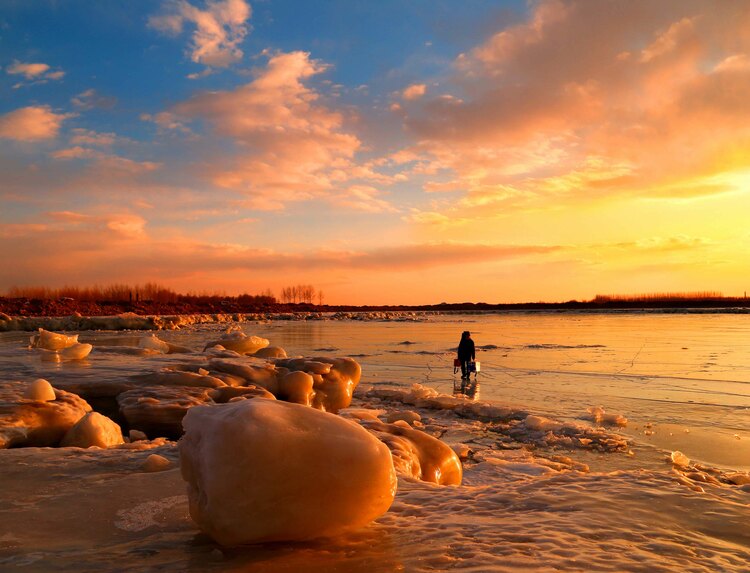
[278,284,321,304]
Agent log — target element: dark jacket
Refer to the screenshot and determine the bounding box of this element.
[457,338,475,361]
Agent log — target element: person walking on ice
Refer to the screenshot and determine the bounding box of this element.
[457,331,475,380]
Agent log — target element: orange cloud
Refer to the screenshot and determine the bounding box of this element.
[69,128,117,146]
[0,211,560,290]
[50,146,105,160]
[402,83,427,100]
[6,61,50,78]
[155,51,394,211]
[399,0,750,223]
[50,144,160,176]
[149,0,251,68]
[5,61,65,88]
[0,106,70,141]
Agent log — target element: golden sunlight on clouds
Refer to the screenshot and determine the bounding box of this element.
[391,0,750,299]
[0,106,70,141]
[148,0,252,68]
[5,60,65,88]
[6,61,51,79]
[402,83,427,100]
[2,0,749,303]
[153,50,395,211]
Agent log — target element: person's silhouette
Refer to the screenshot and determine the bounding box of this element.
[457,331,475,380]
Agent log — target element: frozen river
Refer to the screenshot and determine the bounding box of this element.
[2,311,750,572]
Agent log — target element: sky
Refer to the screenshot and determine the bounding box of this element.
[1,0,749,304]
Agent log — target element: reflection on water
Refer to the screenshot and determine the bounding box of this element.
[453,377,480,400]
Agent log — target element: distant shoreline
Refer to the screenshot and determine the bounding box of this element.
[1,296,749,318]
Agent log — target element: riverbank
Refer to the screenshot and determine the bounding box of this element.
[1,296,749,321]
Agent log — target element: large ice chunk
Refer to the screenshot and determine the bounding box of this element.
[204,331,269,355]
[252,346,287,359]
[358,419,462,486]
[24,379,56,402]
[59,343,93,361]
[118,386,214,439]
[179,399,396,546]
[208,359,279,393]
[274,357,362,413]
[61,412,124,448]
[0,380,91,448]
[131,369,227,389]
[277,371,315,406]
[30,329,79,350]
[29,329,92,360]
[138,335,171,354]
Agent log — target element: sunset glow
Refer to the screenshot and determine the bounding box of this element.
[2,0,749,304]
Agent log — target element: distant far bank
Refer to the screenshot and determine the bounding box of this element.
[1,294,749,318]
[3,286,749,317]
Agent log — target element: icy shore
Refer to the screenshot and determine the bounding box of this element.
[0,311,428,332]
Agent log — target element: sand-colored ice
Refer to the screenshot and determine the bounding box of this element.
[0,380,91,448]
[208,385,276,403]
[28,329,92,360]
[367,385,629,453]
[59,342,93,360]
[253,346,288,358]
[587,406,628,427]
[61,411,124,448]
[204,330,270,354]
[277,371,315,405]
[142,453,172,472]
[208,358,280,393]
[24,378,56,402]
[132,369,227,389]
[357,418,462,485]
[386,410,422,425]
[275,357,362,412]
[118,386,213,439]
[139,334,171,354]
[30,328,79,350]
[179,399,396,546]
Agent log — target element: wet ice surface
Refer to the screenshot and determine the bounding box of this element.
[2,312,750,571]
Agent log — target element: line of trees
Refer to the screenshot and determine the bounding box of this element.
[5,283,180,303]
[592,291,724,302]
[279,284,324,305]
[2,284,277,304]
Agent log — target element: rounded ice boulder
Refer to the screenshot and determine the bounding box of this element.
[60,411,124,448]
[179,399,397,546]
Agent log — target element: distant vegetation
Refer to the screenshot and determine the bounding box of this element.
[592,291,726,303]
[2,283,332,307]
[278,284,324,304]
[3,283,277,305]
[1,286,745,310]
